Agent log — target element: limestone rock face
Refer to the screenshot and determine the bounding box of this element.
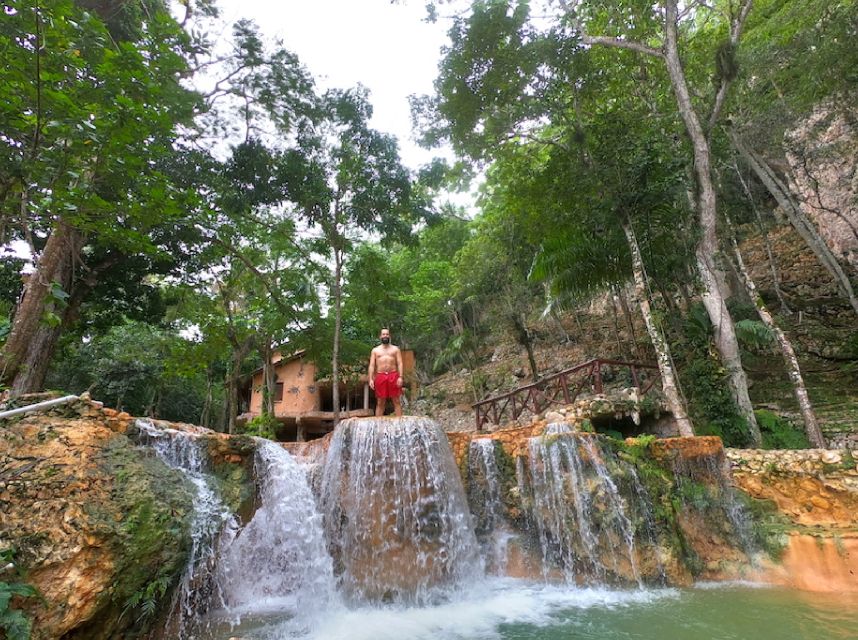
[786,104,858,271]
[726,448,858,529]
[0,402,195,639]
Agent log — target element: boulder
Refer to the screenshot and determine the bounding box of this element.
[0,405,195,639]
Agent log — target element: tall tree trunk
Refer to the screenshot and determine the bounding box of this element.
[663,2,760,444]
[616,285,643,360]
[511,313,539,380]
[259,337,275,417]
[725,216,826,447]
[623,218,694,437]
[332,245,342,426]
[609,286,626,357]
[200,367,213,428]
[10,323,63,396]
[732,159,792,313]
[225,337,252,434]
[1,219,81,393]
[730,132,858,316]
[550,307,570,343]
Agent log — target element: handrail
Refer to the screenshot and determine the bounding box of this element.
[0,395,80,420]
[471,358,661,431]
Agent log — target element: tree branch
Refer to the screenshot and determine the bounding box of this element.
[706,0,754,134]
[580,33,663,58]
[207,233,303,322]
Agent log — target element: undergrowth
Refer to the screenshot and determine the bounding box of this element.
[755,409,810,449]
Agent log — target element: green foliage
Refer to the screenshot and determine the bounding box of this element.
[735,319,775,353]
[0,550,36,640]
[242,414,279,440]
[676,305,752,447]
[122,575,170,624]
[755,409,811,450]
[734,0,858,151]
[621,434,657,460]
[47,320,212,423]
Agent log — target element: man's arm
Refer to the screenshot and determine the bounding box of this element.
[396,348,404,387]
[368,349,376,389]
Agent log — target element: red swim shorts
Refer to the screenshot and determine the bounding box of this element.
[374,371,401,399]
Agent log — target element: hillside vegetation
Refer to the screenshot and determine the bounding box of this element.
[0,0,856,450]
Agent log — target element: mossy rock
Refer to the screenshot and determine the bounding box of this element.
[64,437,196,639]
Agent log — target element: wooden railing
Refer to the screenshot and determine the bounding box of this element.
[472,358,660,432]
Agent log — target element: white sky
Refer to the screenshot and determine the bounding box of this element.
[216,0,454,172]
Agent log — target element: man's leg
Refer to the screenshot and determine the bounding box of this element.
[392,397,402,417]
[375,396,385,417]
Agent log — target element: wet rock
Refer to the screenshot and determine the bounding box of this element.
[544,411,565,424]
[0,402,195,639]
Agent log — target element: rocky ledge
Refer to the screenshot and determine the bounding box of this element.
[1,399,199,639]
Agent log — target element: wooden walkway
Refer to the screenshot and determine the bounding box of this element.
[472,358,660,431]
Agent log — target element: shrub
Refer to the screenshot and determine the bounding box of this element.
[755,409,810,450]
[242,414,279,440]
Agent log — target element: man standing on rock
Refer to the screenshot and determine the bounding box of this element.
[368,328,404,417]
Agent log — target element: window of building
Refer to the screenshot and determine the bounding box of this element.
[274,382,284,403]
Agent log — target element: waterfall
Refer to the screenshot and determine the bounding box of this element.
[523,428,643,585]
[134,413,772,639]
[467,438,514,574]
[136,419,234,638]
[668,445,756,557]
[320,417,482,605]
[214,441,338,629]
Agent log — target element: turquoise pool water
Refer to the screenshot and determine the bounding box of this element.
[207,578,858,640]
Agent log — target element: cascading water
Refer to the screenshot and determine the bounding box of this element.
[667,445,756,558]
[466,438,516,574]
[213,441,338,630]
[320,417,482,604]
[523,424,643,585]
[136,419,234,638]
[134,416,782,640]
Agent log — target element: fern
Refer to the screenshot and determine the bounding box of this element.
[735,319,774,352]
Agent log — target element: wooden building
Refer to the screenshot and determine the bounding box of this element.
[237,348,416,441]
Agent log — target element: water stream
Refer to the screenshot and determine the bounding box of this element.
[524,426,642,584]
[320,417,482,605]
[136,420,235,638]
[139,418,858,640]
[212,441,338,633]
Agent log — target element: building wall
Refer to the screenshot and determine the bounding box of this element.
[249,359,319,416]
[248,350,417,417]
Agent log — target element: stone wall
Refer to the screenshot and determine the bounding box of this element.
[826,431,858,451]
[726,447,858,528]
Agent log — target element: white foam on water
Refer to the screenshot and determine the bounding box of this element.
[245,579,679,640]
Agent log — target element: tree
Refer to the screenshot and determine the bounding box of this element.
[521,107,697,436]
[287,88,428,423]
[0,0,199,394]
[417,0,758,442]
[567,0,760,442]
[726,0,858,312]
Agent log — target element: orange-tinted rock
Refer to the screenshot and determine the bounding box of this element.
[650,436,724,461]
[1,410,194,639]
[758,534,858,592]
